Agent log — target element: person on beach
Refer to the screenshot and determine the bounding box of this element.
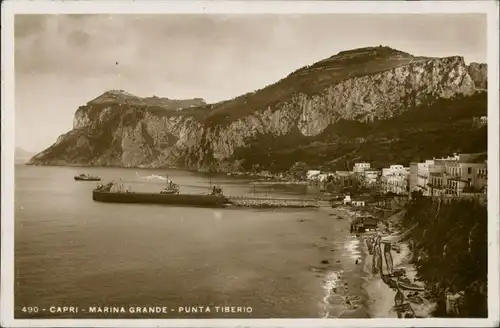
[372,235,383,274]
[383,242,394,276]
[374,226,421,319]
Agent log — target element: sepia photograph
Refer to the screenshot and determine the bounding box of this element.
[1,1,499,327]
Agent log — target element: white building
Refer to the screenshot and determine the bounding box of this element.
[381,164,410,195]
[382,165,408,177]
[306,170,321,180]
[408,154,484,197]
[351,200,366,207]
[415,160,436,195]
[353,163,371,173]
[358,169,380,186]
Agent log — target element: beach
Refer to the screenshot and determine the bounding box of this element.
[327,205,437,319]
[359,209,437,318]
[318,206,370,318]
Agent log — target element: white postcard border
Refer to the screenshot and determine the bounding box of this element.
[1,1,499,327]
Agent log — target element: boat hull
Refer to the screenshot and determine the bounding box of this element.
[75,177,101,181]
[398,283,425,291]
[93,191,230,208]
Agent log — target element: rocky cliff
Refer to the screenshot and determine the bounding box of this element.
[467,62,488,90]
[28,46,488,172]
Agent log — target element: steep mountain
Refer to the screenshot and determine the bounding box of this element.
[28,46,487,172]
[467,62,488,90]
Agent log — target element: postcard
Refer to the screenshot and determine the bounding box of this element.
[1,1,499,327]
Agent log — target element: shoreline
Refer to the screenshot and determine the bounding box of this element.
[319,206,370,318]
[329,205,437,318]
[360,209,437,318]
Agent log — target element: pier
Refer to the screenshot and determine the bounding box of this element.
[92,181,329,209]
[226,196,321,208]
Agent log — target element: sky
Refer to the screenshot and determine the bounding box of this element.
[14,14,487,153]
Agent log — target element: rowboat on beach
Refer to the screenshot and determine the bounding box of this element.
[398,281,425,291]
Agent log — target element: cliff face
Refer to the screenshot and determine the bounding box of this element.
[467,62,488,90]
[28,47,488,172]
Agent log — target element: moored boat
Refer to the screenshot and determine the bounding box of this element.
[397,281,425,292]
[93,181,230,208]
[75,174,101,181]
[160,176,180,195]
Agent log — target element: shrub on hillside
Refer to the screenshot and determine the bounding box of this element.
[402,192,488,317]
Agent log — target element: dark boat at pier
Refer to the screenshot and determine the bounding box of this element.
[160,175,180,195]
[75,174,101,181]
[92,181,230,208]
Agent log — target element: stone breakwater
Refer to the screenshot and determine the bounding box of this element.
[251,181,309,186]
[227,196,320,208]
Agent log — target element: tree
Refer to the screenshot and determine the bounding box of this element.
[401,196,487,317]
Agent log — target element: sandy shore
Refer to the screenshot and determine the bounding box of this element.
[320,206,370,318]
[361,210,437,318]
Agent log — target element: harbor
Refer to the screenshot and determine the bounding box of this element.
[92,181,323,209]
[16,162,489,319]
[16,165,364,319]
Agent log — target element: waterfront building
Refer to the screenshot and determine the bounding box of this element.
[443,153,487,196]
[351,200,366,207]
[409,163,418,193]
[414,153,487,198]
[410,155,459,196]
[353,163,371,173]
[381,165,410,195]
[335,171,355,187]
[358,169,381,186]
[306,170,321,180]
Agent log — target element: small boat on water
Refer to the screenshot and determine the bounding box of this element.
[75,174,101,181]
[160,175,180,194]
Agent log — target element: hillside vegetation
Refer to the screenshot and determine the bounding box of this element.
[402,193,488,317]
[232,92,487,172]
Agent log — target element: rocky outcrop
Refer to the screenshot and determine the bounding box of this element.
[467,63,487,90]
[28,46,487,172]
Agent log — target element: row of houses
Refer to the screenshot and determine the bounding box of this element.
[305,152,488,199]
[306,162,408,194]
[408,153,487,197]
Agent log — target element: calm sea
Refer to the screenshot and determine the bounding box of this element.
[14,165,368,319]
